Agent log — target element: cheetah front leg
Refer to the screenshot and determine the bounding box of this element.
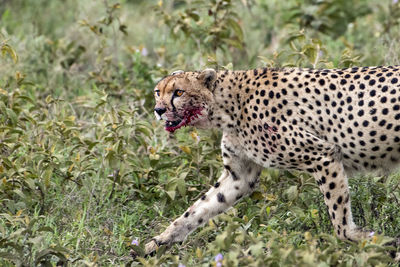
[143,142,262,256]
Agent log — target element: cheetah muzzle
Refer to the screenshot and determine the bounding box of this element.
[164,107,204,132]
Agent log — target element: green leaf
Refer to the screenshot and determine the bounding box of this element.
[285,185,298,201]
[37,226,55,233]
[176,177,186,198]
[34,247,68,265]
[131,244,145,258]
[156,245,168,258]
[166,190,176,200]
[9,228,26,239]
[6,108,18,125]
[223,38,243,49]
[226,18,243,41]
[0,43,18,63]
[188,11,200,21]
[28,235,44,246]
[42,167,53,188]
[0,252,22,265]
[119,24,128,35]
[249,241,264,257]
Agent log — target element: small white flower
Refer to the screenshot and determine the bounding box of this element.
[215,253,223,262]
[141,47,148,57]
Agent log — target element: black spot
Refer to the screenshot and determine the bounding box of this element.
[329,182,336,190]
[231,171,239,180]
[184,212,189,217]
[217,193,226,203]
[269,91,274,99]
[370,90,376,97]
[214,182,220,188]
[249,181,256,188]
[198,218,203,224]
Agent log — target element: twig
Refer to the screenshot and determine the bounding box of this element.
[108,169,119,200]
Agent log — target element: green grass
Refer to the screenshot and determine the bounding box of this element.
[0,0,400,266]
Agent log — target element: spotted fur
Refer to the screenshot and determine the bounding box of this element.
[144,66,400,255]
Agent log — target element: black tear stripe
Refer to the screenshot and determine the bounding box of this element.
[170,95,177,112]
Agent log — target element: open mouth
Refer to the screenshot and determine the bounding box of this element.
[165,108,203,133]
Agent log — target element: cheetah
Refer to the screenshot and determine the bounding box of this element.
[144,66,400,256]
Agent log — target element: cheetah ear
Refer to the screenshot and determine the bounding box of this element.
[198,68,217,90]
[170,70,184,76]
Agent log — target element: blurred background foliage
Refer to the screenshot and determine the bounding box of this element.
[0,0,399,265]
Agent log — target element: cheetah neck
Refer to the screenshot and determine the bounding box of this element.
[208,70,251,133]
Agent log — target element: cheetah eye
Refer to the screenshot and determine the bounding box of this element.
[154,89,160,97]
[174,89,184,97]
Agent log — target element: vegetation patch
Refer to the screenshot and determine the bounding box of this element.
[0,0,399,265]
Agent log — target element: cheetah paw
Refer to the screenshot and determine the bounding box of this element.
[144,240,159,256]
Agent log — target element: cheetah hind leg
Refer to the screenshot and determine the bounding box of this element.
[313,157,375,241]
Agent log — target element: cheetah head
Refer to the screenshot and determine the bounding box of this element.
[153,69,217,132]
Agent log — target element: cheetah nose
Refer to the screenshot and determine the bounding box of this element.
[154,107,166,116]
